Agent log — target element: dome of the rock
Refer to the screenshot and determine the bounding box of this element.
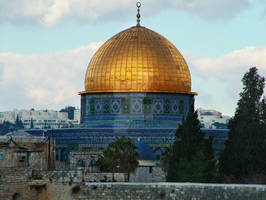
[79,26,193,95]
[79,5,196,128]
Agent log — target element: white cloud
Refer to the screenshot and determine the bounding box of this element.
[191,46,266,81]
[1,42,266,116]
[41,0,70,26]
[187,46,266,116]
[175,0,250,20]
[0,0,250,26]
[0,42,102,111]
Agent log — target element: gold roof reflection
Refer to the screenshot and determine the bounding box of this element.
[79,26,196,95]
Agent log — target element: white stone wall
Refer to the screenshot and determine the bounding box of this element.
[74,109,80,123]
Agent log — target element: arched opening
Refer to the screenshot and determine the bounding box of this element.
[12,193,20,200]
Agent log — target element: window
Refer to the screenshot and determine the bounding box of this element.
[18,155,26,162]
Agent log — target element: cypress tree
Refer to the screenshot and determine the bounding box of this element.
[166,106,216,182]
[219,67,266,182]
[15,115,19,127]
[15,115,24,129]
[30,118,34,129]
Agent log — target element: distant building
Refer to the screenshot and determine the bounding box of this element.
[0,130,55,170]
[0,109,69,129]
[68,108,81,125]
[197,108,230,129]
[74,108,81,123]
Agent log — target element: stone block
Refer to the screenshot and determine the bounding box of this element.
[114,173,126,182]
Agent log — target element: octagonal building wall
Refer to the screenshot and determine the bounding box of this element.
[80,92,194,129]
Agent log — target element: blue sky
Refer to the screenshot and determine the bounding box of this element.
[1,0,266,116]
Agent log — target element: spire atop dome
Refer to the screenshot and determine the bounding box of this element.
[136,2,141,26]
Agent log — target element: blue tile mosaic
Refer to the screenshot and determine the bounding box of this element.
[80,92,194,129]
[26,128,228,162]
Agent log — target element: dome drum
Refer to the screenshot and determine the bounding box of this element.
[80,92,194,128]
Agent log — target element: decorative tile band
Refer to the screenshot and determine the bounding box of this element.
[81,93,194,128]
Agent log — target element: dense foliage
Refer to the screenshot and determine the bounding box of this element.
[97,136,138,177]
[0,115,24,135]
[0,121,16,135]
[219,67,266,183]
[166,106,217,182]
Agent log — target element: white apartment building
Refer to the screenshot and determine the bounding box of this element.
[68,108,81,125]
[197,108,230,129]
[74,108,81,124]
[0,109,69,129]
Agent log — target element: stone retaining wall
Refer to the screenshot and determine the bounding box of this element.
[79,183,266,200]
[0,168,38,200]
[0,168,265,200]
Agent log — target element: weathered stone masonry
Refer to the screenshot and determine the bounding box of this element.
[0,168,126,200]
[1,168,266,200]
[79,183,266,200]
[0,168,38,200]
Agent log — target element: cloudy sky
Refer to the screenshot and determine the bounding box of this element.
[1,0,266,116]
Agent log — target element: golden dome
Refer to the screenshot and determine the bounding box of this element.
[80,26,195,95]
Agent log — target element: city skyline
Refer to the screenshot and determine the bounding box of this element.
[1,0,266,116]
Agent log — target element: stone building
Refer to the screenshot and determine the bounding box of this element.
[69,150,102,172]
[0,130,55,170]
[129,160,165,182]
[25,4,228,166]
[197,108,230,129]
[78,5,196,129]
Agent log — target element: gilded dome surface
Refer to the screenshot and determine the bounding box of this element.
[80,26,193,94]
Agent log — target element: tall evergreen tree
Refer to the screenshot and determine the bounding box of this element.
[219,67,266,182]
[30,118,34,129]
[15,115,24,129]
[166,106,216,182]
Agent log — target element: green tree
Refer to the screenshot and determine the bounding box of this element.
[166,106,217,182]
[30,118,34,129]
[219,67,266,182]
[0,121,15,135]
[97,136,138,179]
[15,115,24,129]
[161,144,173,172]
